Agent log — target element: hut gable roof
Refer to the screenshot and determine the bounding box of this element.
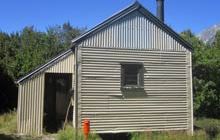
[72,1,192,51]
[17,1,192,84]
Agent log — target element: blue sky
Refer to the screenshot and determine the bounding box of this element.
[0,0,219,34]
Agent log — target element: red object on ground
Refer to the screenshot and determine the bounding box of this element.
[83,119,90,140]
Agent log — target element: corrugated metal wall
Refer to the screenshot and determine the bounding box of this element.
[46,53,74,73]
[17,53,74,135]
[78,47,190,133]
[78,11,186,52]
[17,74,44,135]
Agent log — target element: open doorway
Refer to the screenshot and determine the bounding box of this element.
[44,73,73,133]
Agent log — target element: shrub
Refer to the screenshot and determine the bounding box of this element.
[0,110,17,133]
[195,118,220,139]
[215,133,220,140]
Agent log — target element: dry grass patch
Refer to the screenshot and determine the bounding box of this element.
[0,110,17,134]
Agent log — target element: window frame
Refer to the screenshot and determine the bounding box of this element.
[121,62,144,89]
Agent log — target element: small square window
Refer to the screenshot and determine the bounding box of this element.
[121,63,144,88]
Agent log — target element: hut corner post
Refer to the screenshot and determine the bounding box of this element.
[73,46,78,129]
[187,51,193,135]
[17,83,21,134]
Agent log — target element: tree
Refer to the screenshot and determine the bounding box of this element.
[0,22,84,112]
[181,30,220,118]
[213,30,220,48]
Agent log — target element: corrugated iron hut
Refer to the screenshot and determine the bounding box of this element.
[16,0,193,136]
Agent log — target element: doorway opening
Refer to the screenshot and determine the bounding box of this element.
[43,73,73,133]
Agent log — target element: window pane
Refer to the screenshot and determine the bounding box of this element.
[124,65,139,86]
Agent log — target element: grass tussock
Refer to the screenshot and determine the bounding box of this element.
[195,118,220,139]
[0,110,17,133]
[56,124,101,140]
[130,119,220,140]
[131,130,209,140]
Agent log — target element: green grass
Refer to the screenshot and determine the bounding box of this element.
[130,119,220,140]
[56,124,101,140]
[0,110,17,134]
[195,118,220,139]
[0,111,219,140]
[131,131,208,140]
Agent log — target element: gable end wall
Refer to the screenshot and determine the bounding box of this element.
[77,11,187,52]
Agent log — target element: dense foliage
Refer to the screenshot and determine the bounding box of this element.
[181,30,220,118]
[0,22,85,113]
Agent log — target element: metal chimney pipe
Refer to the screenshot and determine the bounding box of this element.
[156,0,164,22]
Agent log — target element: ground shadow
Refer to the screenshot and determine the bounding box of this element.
[0,66,18,114]
[0,134,16,140]
[0,133,42,140]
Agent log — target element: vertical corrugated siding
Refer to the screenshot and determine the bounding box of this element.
[78,11,186,52]
[78,47,189,133]
[17,53,75,135]
[18,74,44,135]
[46,53,74,73]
